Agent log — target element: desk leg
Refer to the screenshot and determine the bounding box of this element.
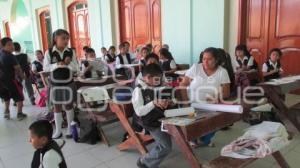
[272,151,290,168]
[165,124,202,168]
[109,103,148,155]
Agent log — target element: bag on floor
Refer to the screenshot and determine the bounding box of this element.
[77,111,101,145]
[36,88,47,107]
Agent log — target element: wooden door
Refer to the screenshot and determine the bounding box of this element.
[40,10,52,52]
[119,0,161,52]
[239,0,300,75]
[4,22,11,38]
[268,0,300,75]
[68,1,90,59]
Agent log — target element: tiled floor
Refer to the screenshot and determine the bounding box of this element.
[0,94,300,168]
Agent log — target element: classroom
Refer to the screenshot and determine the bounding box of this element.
[0,0,300,168]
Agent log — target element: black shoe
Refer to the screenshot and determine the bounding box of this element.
[65,134,72,139]
[17,113,27,121]
[137,158,148,168]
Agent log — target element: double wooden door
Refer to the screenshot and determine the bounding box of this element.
[240,0,300,75]
[119,0,161,53]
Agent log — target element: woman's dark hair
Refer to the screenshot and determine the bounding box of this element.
[268,48,282,59]
[159,48,173,60]
[0,37,13,47]
[52,29,70,47]
[202,47,222,67]
[198,52,204,63]
[35,50,43,55]
[29,120,53,140]
[218,48,235,84]
[145,53,159,63]
[13,42,21,52]
[235,44,251,57]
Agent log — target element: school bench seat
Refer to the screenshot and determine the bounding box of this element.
[207,151,289,168]
[109,102,154,155]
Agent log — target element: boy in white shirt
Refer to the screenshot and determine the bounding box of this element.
[30,120,67,168]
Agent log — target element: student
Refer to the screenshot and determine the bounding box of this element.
[180,47,231,147]
[14,42,36,105]
[234,44,258,71]
[108,46,117,61]
[29,120,67,168]
[159,48,177,79]
[0,37,27,120]
[262,48,284,81]
[32,50,44,88]
[101,47,115,63]
[132,63,172,168]
[139,47,150,68]
[115,43,132,76]
[44,29,79,139]
[123,41,135,59]
[135,53,163,86]
[81,48,107,78]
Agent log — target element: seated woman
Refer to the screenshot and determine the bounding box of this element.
[159,48,177,80]
[262,48,284,81]
[180,47,231,147]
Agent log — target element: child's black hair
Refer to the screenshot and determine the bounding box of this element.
[268,48,282,58]
[13,42,21,52]
[52,29,70,47]
[235,44,251,57]
[0,37,13,47]
[119,43,126,49]
[109,46,116,50]
[159,48,173,60]
[29,120,53,140]
[86,47,95,54]
[101,47,107,50]
[83,46,89,52]
[142,63,163,77]
[35,50,43,55]
[123,41,130,46]
[145,53,159,63]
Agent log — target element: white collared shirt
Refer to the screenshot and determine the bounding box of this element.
[132,80,156,117]
[43,46,79,73]
[262,60,283,72]
[234,56,254,69]
[115,54,130,69]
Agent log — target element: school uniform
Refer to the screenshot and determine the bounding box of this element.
[31,140,67,168]
[104,54,115,63]
[81,60,108,78]
[262,60,283,81]
[132,80,172,168]
[43,46,79,138]
[15,52,35,103]
[115,53,132,76]
[185,63,231,145]
[32,60,44,87]
[0,50,24,102]
[235,55,258,70]
[160,59,177,80]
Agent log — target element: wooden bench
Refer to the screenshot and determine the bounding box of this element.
[109,102,154,155]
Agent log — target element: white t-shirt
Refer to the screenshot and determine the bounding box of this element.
[185,63,230,102]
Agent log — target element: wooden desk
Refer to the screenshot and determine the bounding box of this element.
[259,79,300,133]
[163,111,290,168]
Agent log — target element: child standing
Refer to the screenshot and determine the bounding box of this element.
[262,48,284,81]
[132,63,172,168]
[44,29,79,139]
[29,120,67,168]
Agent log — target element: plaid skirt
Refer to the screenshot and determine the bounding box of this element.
[49,82,76,105]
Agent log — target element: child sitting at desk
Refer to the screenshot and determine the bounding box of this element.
[132,63,172,168]
[234,44,258,72]
[81,48,107,78]
[262,48,284,81]
[30,120,67,168]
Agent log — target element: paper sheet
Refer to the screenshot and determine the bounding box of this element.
[191,103,243,114]
[80,87,111,102]
[164,107,195,118]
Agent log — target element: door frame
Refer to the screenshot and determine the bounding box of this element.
[238,0,248,45]
[37,6,51,52]
[4,21,11,37]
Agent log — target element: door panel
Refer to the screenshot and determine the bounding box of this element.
[68,2,90,59]
[268,0,300,75]
[245,0,270,66]
[119,0,161,52]
[39,10,52,52]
